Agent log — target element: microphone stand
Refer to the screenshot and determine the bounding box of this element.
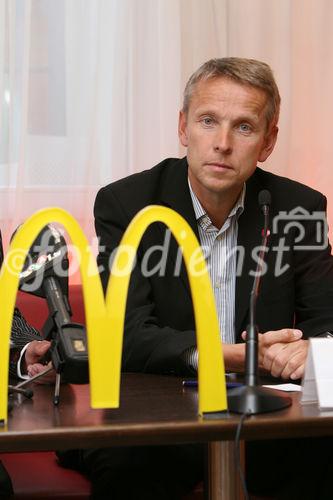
[8,385,34,399]
[228,192,292,414]
[9,366,54,390]
[10,365,54,400]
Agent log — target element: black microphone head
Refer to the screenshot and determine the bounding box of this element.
[11,224,69,298]
[258,189,271,209]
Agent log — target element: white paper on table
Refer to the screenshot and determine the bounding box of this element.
[263,383,302,392]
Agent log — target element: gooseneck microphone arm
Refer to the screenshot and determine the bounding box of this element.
[228,190,292,414]
[246,190,271,387]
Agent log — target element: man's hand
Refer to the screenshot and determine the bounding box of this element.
[24,340,56,384]
[243,329,308,380]
[223,342,246,372]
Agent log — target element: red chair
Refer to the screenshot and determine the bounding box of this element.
[0,452,90,499]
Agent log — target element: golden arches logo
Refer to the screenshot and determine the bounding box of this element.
[0,206,227,423]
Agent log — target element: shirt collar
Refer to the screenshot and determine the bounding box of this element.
[188,179,246,226]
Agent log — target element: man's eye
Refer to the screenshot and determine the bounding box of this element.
[201,117,214,126]
[238,123,251,133]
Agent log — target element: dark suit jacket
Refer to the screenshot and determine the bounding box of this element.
[94,157,333,376]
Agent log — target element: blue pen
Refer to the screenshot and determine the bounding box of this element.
[182,380,198,387]
[182,379,242,389]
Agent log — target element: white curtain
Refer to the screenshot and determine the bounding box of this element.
[0,0,182,251]
[1,0,333,260]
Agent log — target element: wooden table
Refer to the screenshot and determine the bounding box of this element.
[2,374,333,499]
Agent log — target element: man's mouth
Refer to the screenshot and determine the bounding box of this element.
[205,162,233,170]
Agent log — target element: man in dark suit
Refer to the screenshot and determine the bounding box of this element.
[95,58,333,382]
[65,58,333,498]
[95,159,333,378]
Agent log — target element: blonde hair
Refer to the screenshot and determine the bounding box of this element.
[183,57,280,127]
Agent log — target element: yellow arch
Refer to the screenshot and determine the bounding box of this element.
[0,205,227,423]
[105,205,227,416]
[0,207,107,423]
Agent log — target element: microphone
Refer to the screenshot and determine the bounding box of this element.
[18,224,69,299]
[14,225,89,388]
[258,189,271,215]
[228,190,292,414]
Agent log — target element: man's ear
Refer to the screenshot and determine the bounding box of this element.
[258,125,278,162]
[178,110,188,147]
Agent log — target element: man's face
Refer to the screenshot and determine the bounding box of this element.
[178,77,278,202]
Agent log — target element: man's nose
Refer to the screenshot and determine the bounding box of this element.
[214,127,232,154]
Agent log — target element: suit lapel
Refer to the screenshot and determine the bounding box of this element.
[157,157,199,237]
[156,157,198,295]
